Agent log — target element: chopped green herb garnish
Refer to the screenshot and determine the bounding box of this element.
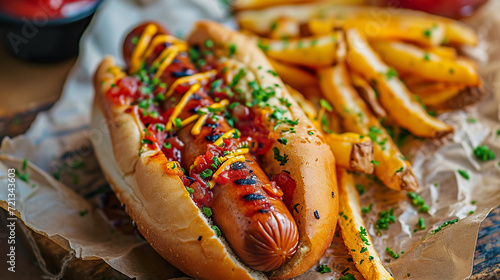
[355,184,365,195]
[395,167,404,174]
[473,145,495,161]
[228,43,236,57]
[319,98,333,112]
[418,217,426,229]
[202,206,212,217]
[362,203,373,214]
[359,226,371,246]
[163,142,172,149]
[273,147,289,166]
[423,29,432,38]
[257,40,270,52]
[371,160,379,166]
[467,118,477,123]
[200,169,213,180]
[267,70,278,76]
[205,39,214,48]
[141,139,153,145]
[386,247,400,259]
[385,68,398,80]
[458,169,469,180]
[375,208,395,234]
[131,36,139,45]
[471,200,476,205]
[339,273,356,280]
[431,218,459,234]
[308,131,314,135]
[278,137,288,145]
[174,118,183,128]
[211,225,221,237]
[408,192,429,213]
[316,264,331,274]
[360,247,368,253]
[423,53,430,61]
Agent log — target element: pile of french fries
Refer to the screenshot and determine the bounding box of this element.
[235,1,482,279]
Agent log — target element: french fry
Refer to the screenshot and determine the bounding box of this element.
[407,81,467,107]
[258,34,338,67]
[350,72,387,119]
[337,168,394,280]
[309,18,446,47]
[345,29,453,138]
[424,45,456,60]
[326,133,374,174]
[268,17,301,39]
[319,64,418,191]
[370,41,480,86]
[287,85,374,173]
[237,3,477,46]
[268,58,318,90]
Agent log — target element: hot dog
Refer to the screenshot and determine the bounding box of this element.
[92,20,338,279]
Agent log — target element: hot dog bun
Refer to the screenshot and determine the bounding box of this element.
[91,21,338,279]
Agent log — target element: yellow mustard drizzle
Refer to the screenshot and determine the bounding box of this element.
[213,129,240,146]
[208,155,247,189]
[131,24,252,190]
[166,83,201,130]
[164,70,218,99]
[130,24,158,73]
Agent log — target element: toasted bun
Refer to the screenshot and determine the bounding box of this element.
[187,21,339,279]
[92,57,266,280]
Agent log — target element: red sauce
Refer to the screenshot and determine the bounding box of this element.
[272,171,296,213]
[0,0,99,20]
[106,77,141,106]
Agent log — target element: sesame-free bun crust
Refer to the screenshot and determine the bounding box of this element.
[187,21,339,279]
[92,57,266,280]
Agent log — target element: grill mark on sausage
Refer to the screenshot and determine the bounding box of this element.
[234,178,256,185]
[243,194,266,201]
[172,69,195,78]
[206,133,222,142]
[230,161,245,170]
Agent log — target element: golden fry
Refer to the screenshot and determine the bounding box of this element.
[337,168,394,280]
[259,35,338,67]
[370,41,479,86]
[319,64,418,191]
[325,133,374,174]
[350,72,387,119]
[268,58,318,90]
[268,17,301,39]
[309,18,446,47]
[345,29,453,138]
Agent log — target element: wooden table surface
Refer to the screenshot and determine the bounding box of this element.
[0,39,498,280]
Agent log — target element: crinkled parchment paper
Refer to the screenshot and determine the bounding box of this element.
[0,0,499,279]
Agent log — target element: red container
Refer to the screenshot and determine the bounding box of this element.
[391,0,488,19]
